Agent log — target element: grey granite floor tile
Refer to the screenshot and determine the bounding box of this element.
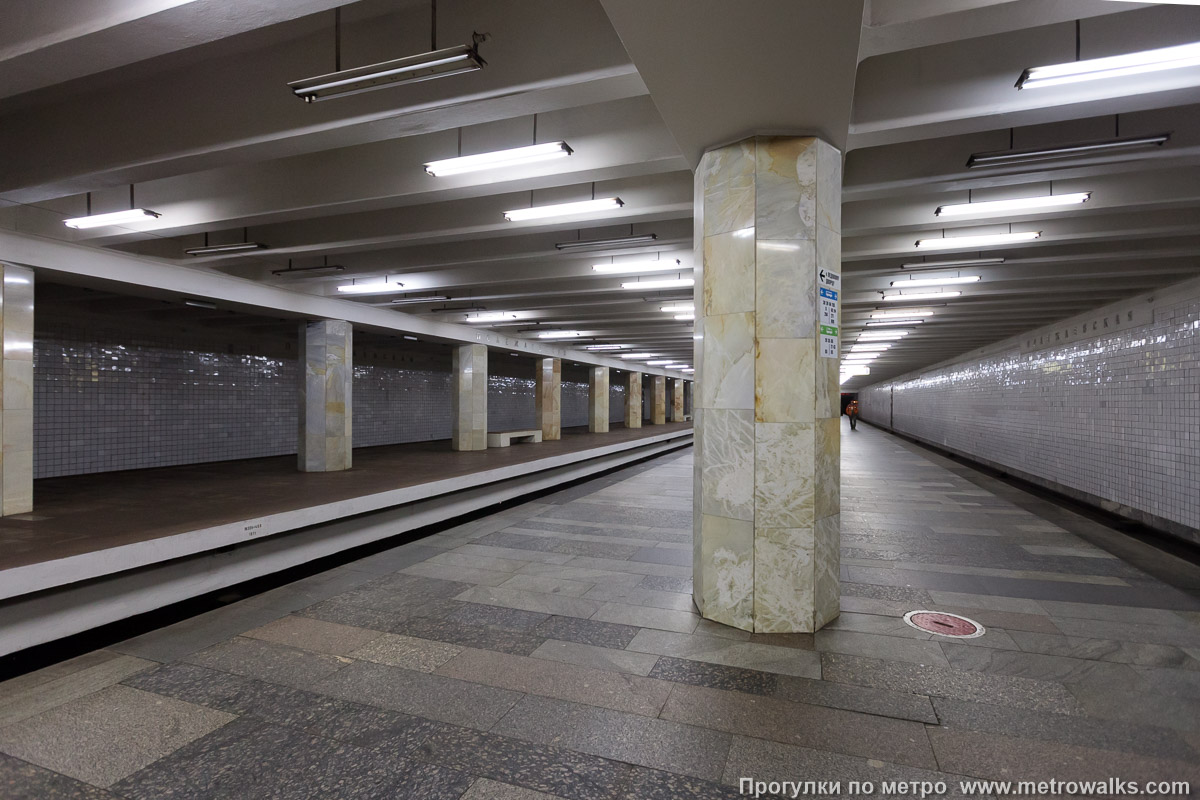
[532,505,692,529]
[498,574,597,597]
[815,629,951,667]
[931,696,1198,762]
[629,547,693,566]
[311,660,522,730]
[583,584,695,612]
[626,629,821,678]
[402,561,515,586]
[475,532,641,560]
[697,619,754,641]
[0,684,233,788]
[123,662,445,753]
[0,752,118,799]
[590,602,698,634]
[530,640,660,676]
[413,720,632,800]
[112,717,472,800]
[840,582,934,605]
[620,766,746,800]
[1130,666,1200,699]
[109,601,295,663]
[492,694,730,782]
[821,652,1081,714]
[772,674,939,724]
[241,615,383,656]
[557,556,691,579]
[517,562,647,587]
[455,544,576,565]
[929,605,1061,634]
[824,611,934,639]
[1010,630,1200,668]
[1038,600,1193,625]
[455,586,601,619]
[0,652,155,728]
[721,736,978,798]
[349,634,462,673]
[183,636,350,688]
[1051,616,1200,648]
[532,616,640,650]
[427,551,534,573]
[639,575,693,594]
[648,657,777,696]
[940,642,1144,685]
[388,615,546,656]
[435,647,671,716]
[927,726,1200,785]
[462,777,565,800]
[448,602,551,632]
[660,682,938,770]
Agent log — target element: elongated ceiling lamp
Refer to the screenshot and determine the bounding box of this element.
[187,228,267,256]
[290,5,486,102]
[915,232,1040,250]
[935,193,1090,217]
[64,187,159,229]
[1017,40,1200,90]
[426,142,571,177]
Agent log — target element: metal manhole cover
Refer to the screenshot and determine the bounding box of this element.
[903,610,985,638]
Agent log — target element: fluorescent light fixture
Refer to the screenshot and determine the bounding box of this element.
[555,233,657,251]
[674,314,695,321]
[466,311,518,323]
[840,366,871,377]
[403,335,419,341]
[620,353,657,359]
[592,259,681,274]
[682,368,695,373]
[867,319,925,327]
[660,303,694,312]
[390,294,451,304]
[890,275,980,288]
[183,299,217,310]
[646,359,676,365]
[843,354,879,361]
[915,232,1040,250]
[1016,41,1200,90]
[936,193,1090,217]
[585,344,627,351]
[425,142,572,177]
[272,263,346,276]
[621,278,694,290]
[884,291,962,301]
[537,331,584,339]
[289,42,485,102]
[64,208,160,229]
[186,241,267,256]
[857,332,908,341]
[967,134,1170,168]
[504,197,623,222]
[902,258,1003,270]
[871,309,934,318]
[851,345,891,353]
[337,279,404,294]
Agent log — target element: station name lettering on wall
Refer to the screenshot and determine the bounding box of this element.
[1020,307,1147,353]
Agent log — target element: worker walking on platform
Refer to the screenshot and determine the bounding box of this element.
[846,399,860,430]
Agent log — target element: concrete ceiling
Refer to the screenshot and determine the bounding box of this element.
[1,0,1199,378]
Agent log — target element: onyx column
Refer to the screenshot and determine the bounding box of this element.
[624,371,642,429]
[588,367,609,433]
[693,136,841,633]
[0,264,33,513]
[535,357,561,440]
[299,320,352,472]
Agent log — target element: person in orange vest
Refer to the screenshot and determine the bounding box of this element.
[846,399,860,430]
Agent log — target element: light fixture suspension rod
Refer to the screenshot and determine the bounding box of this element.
[335,7,341,71]
[431,0,437,50]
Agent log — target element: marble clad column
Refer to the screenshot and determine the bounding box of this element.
[624,371,642,429]
[670,378,685,422]
[650,376,666,424]
[452,344,488,451]
[693,135,841,633]
[298,320,352,473]
[0,264,33,514]
[535,357,561,441]
[588,367,609,433]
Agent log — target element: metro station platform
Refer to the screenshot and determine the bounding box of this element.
[0,423,693,655]
[1,420,1197,797]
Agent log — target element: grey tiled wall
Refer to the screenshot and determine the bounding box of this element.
[35,325,298,478]
[35,322,641,477]
[857,278,1200,539]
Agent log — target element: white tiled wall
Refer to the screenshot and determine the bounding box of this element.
[857,278,1200,540]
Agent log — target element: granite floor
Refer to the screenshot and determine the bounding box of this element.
[2,419,1199,798]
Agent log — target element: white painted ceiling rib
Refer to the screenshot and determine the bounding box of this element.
[0,0,1198,376]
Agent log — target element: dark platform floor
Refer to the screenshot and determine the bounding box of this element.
[1,420,1198,798]
[0,423,692,572]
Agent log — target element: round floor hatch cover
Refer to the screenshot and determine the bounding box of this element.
[903,610,985,638]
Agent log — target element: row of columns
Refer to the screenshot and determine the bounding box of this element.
[297,331,691,469]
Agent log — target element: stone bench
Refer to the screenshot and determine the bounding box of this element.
[486,429,543,448]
